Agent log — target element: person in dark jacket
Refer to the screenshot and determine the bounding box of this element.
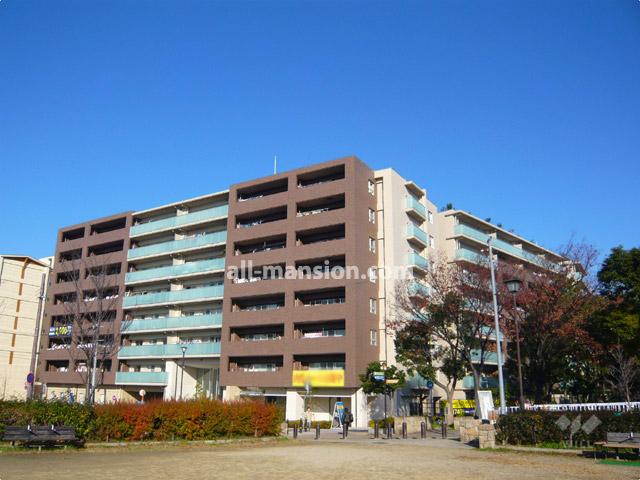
[343,407,354,436]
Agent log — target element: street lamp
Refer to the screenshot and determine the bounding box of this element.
[504,278,525,411]
[179,346,187,400]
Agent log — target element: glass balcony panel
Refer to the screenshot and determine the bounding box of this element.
[470,349,498,364]
[122,313,222,333]
[118,342,221,358]
[406,223,428,245]
[125,258,225,284]
[123,285,224,308]
[407,251,428,270]
[454,224,549,268]
[405,196,427,219]
[115,371,168,385]
[131,206,228,236]
[128,231,227,260]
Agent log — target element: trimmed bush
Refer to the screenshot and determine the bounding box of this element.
[0,399,281,442]
[496,410,640,446]
[287,420,332,429]
[0,400,96,440]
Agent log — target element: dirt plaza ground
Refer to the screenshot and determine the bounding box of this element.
[1,436,638,480]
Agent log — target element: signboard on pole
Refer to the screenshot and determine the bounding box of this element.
[477,391,495,421]
[332,401,345,428]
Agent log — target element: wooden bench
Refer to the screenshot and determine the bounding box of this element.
[595,432,640,459]
[2,425,81,449]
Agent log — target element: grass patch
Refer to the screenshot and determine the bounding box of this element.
[599,459,640,467]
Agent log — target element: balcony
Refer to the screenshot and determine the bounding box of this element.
[118,342,221,359]
[408,282,430,297]
[407,251,428,271]
[115,371,169,385]
[454,224,550,269]
[122,313,222,334]
[128,231,227,260]
[455,247,483,264]
[406,223,428,247]
[470,349,498,365]
[405,196,426,220]
[462,375,499,389]
[130,206,229,237]
[125,259,225,284]
[123,285,224,308]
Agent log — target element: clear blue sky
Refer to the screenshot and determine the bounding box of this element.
[1,0,638,262]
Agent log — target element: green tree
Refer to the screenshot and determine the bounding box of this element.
[394,304,465,424]
[593,246,640,354]
[359,361,405,420]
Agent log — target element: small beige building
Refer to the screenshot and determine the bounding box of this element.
[0,255,52,400]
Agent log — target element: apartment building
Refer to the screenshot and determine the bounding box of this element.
[0,255,51,400]
[221,157,379,427]
[34,155,565,420]
[36,213,132,402]
[118,192,228,401]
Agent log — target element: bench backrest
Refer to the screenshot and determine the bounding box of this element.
[606,432,640,444]
[2,425,77,441]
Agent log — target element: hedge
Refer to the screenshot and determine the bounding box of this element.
[0,399,281,442]
[0,400,96,440]
[496,410,640,446]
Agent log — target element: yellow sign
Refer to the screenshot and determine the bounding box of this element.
[292,370,345,387]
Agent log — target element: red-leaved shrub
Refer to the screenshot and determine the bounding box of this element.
[92,399,281,441]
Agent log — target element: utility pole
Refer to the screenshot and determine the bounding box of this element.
[487,238,507,414]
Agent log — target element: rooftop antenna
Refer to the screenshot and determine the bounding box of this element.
[274,155,277,175]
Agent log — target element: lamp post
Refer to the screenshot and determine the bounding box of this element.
[487,238,507,415]
[179,346,187,400]
[505,278,525,411]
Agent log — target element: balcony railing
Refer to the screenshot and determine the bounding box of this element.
[125,258,225,284]
[115,371,169,385]
[455,247,483,264]
[407,251,428,270]
[122,313,222,334]
[118,342,221,359]
[123,285,224,308]
[462,375,499,389]
[408,281,430,297]
[470,349,498,365]
[455,224,550,268]
[406,223,428,246]
[130,206,229,237]
[128,231,227,260]
[405,196,426,219]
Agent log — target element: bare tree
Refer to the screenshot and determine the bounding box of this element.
[57,256,126,404]
[608,345,638,404]
[393,253,511,418]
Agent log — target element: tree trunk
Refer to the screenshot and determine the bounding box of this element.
[445,388,455,425]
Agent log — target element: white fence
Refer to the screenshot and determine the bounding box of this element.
[507,402,640,413]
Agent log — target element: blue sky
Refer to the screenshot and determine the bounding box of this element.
[1,0,638,262]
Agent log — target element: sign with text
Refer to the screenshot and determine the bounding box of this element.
[49,325,72,337]
[292,370,345,387]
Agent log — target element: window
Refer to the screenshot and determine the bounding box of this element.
[369,298,377,314]
[368,237,376,253]
[368,208,376,224]
[429,235,435,248]
[428,211,434,224]
[368,180,375,195]
[370,329,377,346]
[368,267,377,283]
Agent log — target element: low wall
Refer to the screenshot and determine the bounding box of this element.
[393,416,430,434]
[459,418,481,444]
[478,424,496,449]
